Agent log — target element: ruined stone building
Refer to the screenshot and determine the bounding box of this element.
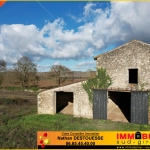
[37,40,150,124]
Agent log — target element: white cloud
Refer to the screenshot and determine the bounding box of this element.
[74,60,96,71]
[87,48,95,57]
[53,61,60,65]
[76,61,96,66]
[0,2,150,66]
[67,14,82,23]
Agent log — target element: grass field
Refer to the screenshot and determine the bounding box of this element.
[0,90,150,148]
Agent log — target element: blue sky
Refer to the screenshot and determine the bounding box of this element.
[0,2,150,72]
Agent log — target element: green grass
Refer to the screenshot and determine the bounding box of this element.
[0,96,150,148]
[0,86,24,91]
[27,86,39,91]
[0,86,39,91]
[1,114,150,148]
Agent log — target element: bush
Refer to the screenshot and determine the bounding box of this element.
[82,67,113,103]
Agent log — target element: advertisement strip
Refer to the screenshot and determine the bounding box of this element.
[37,131,150,149]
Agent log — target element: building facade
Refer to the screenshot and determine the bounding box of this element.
[37,40,150,123]
[94,40,150,90]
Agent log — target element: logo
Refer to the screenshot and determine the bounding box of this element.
[135,132,141,139]
[116,131,150,145]
[38,132,50,148]
[117,131,150,140]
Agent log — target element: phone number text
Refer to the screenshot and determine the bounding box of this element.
[66,141,95,146]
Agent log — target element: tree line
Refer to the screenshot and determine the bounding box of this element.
[0,56,76,87]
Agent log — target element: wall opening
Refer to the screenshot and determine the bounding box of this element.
[56,91,73,115]
[129,69,138,84]
[108,91,131,122]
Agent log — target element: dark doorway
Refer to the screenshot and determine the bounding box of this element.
[129,69,138,84]
[56,91,73,113]
[108,91,131,122]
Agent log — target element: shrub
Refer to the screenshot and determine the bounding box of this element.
[82,67,113,103]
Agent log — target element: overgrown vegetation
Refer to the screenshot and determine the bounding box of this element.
[138,82,149,91]
[82,67,113,103]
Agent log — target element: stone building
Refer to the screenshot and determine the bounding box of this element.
[37,82,93,118]
[37,39,150,123]
[93,40,150,124]
[94,40,150,90]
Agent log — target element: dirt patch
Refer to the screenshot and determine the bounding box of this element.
[60,102,73,115]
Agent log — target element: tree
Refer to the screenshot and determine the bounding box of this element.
[49,65,72,86]
[0,59,7,86]
[13,56,37,87]
[82,67,113,103]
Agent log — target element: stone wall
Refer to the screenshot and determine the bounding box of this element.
[38,81,124,122]
[96,40,150,90]
[37,81,93,119]
[38,81,129,122]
